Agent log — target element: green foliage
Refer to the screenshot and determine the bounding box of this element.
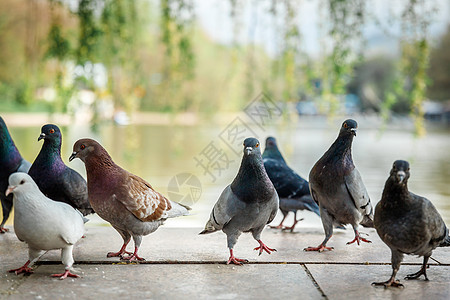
[45,23,70,61]
[76,0,102,65]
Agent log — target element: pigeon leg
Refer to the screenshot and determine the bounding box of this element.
[282,211,304,232]
[347,228,372,245]
[254,240,277,255]
[121,236,145,261]
[107,241,133,258]
[107,228,132,258]
[372,250,404,288]
[405,255,429,281]
[51,269,80,280]
[120,246,145,261]
[227,249,249,265]
[269,212,288,229]
[0,198,12,233]
[304,206,334,252]
[8,260,33,275]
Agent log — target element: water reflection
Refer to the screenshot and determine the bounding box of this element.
[4,117,450,227]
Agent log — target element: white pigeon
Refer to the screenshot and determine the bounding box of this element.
[6,172,85,280]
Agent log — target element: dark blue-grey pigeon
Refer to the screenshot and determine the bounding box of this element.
[28,124,93,216]
[200,137,279,265]
[0,116,31,233]
[262,136,320,232]
[372,160,450,288]
[305,119,373,252]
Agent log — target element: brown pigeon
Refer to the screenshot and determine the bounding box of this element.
[69,138,190,261]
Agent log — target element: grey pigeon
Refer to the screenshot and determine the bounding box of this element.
[0,117,31,233]
[305,119,373,252]
[200,137,279,265]
[69,138,190,261]
[6,172,85,279]
[28,124,93,216]
[372,160,450,288]
[263,137,320,231]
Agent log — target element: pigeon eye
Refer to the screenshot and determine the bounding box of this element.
[80,144,86,150]
[20,180,25,185]
[343,123,348,128]
[255,143,259,148]
[49,129,55,134]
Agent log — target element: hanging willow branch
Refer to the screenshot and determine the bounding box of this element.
[323,0,365,115]
[160,0,195,80]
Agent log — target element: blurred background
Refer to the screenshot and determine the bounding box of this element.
[1,0,449,227]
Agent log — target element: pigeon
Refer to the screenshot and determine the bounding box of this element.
[69,138,190,261]
[305,119,373,252]
[28,124,93,216]
[6,172,85,279]
[372,160,450,288]
[0,116,31,233]
[262,136,320,232]
[200,137,279,265]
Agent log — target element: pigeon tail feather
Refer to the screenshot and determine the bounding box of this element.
[167,201,191,218]
[199,220,218,235]
[439,228,450,247]
[360,215,374,228]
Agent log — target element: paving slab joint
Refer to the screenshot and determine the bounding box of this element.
[302,264,328,299]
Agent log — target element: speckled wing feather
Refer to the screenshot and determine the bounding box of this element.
[344,168,372,217]
[119,172,172,222]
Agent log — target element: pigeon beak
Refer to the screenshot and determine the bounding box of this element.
[396,171,406,183]
[69,152,77,162]
[5,186,15,196]
[38,133,45,141]
[350,128,357,136]
[245,147,252,155]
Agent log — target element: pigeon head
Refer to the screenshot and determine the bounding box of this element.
[243,137,261,156]
[265,137,277,148]
[262,136,286,163]
[5,172,37,197]
[70,138,113,166]
[390,160,410,185]
[339,119,358,137]
[38,124,62,145]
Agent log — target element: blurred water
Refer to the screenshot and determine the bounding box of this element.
[3,116,450,228]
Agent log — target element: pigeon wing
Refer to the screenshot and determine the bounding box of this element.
[264,158,309,198]
[208,185,244,230]
[420,195,448,246]
[61,168,92,213]
[344,168,372,217]
[119,172,172,222]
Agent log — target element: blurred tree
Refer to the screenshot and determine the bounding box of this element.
[427,25,450,101]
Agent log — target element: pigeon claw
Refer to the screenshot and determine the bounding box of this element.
[107,250,133,258]
[0,227,9,233]
[303,244,334,252]
[405,268,428,281]
[9,266,33,276]
[281,218,304,232]
[346,231,372,245]
[120,254,145,262]
[226,256,249,265]
[254,240,276,255]
[9,261,33,275]
[269,224,284,229]
[372,279,404,288]
[51,270,80,280]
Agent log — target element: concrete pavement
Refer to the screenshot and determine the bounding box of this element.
[0,224,449,299]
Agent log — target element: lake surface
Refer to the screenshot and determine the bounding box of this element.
[4,115,450,228]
